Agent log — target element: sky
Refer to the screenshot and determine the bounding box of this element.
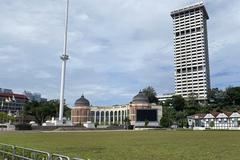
[0,0,240,106]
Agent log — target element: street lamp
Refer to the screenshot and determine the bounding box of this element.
[168,103,173,128]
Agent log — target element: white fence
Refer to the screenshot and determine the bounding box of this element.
[0,143,84,160]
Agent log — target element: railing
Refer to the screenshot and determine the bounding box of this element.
[0,143,84,160]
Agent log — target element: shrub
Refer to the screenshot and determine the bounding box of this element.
[15,123,32,130]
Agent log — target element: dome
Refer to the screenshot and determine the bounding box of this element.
[75,95,90,107]
[132,91,149,104]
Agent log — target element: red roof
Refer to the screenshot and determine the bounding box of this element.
[210,112,220,117]
[224,112,233,117]
[0,93,28,100]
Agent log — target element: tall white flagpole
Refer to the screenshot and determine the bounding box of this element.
[59,0,70,123]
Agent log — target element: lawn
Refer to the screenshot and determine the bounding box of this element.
[0,130,240,160]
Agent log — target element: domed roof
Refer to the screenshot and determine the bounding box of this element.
[75,95,90,107]
[132,91,149,104]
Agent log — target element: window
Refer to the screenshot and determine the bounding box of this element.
[191,28,196,33]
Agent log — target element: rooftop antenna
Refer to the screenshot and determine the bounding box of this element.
[58,0,70,123]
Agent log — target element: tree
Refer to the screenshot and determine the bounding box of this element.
[185,93,200,115]
[0,112,15,123]
[160,105,176,128]
[160,116,169,128]
[142,86,159,104]
[23,100,71,125]
[175,111,187,128]
[172,95,185,111]
[24,101,53,125]
[225,87,240,105]
[208,88,225,105]
[123,117,131,129]
[64,107,71,119]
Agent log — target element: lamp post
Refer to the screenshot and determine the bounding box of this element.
[168,103,173,128]
[59,0,70,124]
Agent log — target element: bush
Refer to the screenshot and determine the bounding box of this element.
[15,123,32,130]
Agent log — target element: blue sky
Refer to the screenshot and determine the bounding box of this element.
[0,0,240,106]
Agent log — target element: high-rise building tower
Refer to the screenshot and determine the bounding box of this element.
[171,2,210,102]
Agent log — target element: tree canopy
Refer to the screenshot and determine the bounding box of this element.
[142,86,159,104]
[23,99,71,125]
[0,112,15,123]
[171,95,185,111]
[225,87,240,105]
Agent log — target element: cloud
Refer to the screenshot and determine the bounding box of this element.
[0,0,240,106]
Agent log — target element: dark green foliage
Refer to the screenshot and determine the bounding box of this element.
[24,101,54,125]
[175,112,187,127]
[172,95,185,111]
[123,117,131,129]
[160,116,170,128]
[208,88,225,105]
[0,112,15,123]
[160,105,176,127]
[142,86,159,104]
[225,87,240,105]
[23,99,71,125]
[15,123,32,130]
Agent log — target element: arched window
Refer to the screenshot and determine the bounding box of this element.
[110,111,113,122]
[101,111,104,123]
[106,111,109,123]
[90,111,95,122]
[118,111,121,123]
[96,111,100,122]
[114,111,117,122]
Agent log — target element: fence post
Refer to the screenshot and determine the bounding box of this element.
[12,145,15,160]
[48,153,51,160]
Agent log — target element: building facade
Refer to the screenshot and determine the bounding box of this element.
[171,2,210,102]
[157,93,175,104]
[187,112,240,130]
[71,91,162,126]
[0,92,28,114]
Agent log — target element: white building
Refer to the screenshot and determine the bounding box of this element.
[90,105,128,126]
[171,2,210,102]
[188,112,240,130]
[229,112,240,128]
[71,92,162,127]
[157,93,175,104]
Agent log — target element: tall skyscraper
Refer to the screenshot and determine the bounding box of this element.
[171,2,210,102]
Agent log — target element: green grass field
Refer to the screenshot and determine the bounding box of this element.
[0,130,240,160]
